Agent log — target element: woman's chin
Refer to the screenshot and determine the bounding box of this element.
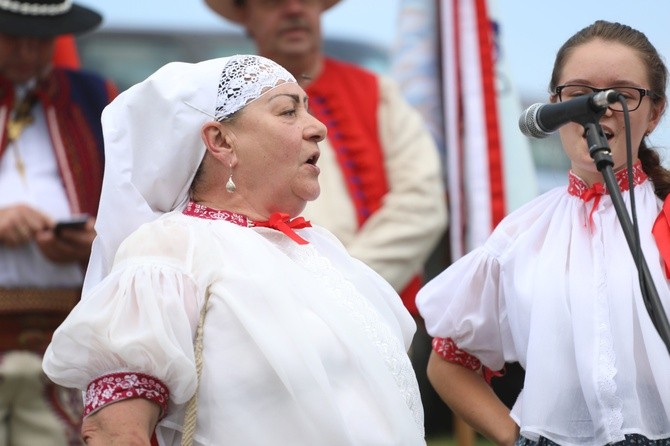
[296,182,320,202]
[304,189,321,202]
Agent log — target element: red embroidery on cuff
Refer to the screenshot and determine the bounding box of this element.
[85,372,169,418]
[432,337,503,385]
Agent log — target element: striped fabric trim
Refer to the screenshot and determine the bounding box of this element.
[46,106,81,213]
[441,0,506,259]
[474,0,505,228]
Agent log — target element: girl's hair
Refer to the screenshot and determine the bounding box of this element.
[550,20,670,199]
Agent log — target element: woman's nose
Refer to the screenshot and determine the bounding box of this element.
[306,113,327,142]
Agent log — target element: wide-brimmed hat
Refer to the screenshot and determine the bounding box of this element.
[204,0,340,24]
[0,0,102,37]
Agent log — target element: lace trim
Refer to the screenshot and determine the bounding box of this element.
[286,239,424,436]
[596,288,624,436]
[215,55,295,120]
[84,372,169,418]
[432,337,502,385]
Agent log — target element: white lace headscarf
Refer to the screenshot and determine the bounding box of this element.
[83,55,296,293]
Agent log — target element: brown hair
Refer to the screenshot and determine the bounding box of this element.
[550,20,670,199]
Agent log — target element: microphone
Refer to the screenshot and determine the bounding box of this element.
[518,89,620,138]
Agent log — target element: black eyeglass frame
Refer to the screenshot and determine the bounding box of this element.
[554,84,660,112]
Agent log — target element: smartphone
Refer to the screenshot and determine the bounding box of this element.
[54,214,90,235]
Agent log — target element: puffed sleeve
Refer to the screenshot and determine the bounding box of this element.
[416,245,508,371]
[43,219,204,410]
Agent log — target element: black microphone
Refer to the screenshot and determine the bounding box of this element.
[518,89,620,138]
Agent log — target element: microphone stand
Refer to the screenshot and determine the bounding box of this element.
[584,120,670,354]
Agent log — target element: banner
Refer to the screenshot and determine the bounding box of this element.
[393,0,538,260]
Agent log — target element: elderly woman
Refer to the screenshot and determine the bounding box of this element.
[42,55,425,445]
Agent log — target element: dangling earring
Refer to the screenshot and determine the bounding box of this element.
[225,162,236,193]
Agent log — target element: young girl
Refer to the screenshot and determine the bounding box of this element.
[418,20,670,446]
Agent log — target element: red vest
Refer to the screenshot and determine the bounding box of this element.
[306,58,422,315]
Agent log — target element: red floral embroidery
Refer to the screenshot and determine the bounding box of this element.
[84,372,169,418]
[432,337,503,385]
[183,201,249,226]
[433,337,481,370]
[183,201,311,244]
[567,160,647,199]
[567,161,647,230]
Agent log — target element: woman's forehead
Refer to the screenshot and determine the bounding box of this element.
[258,82,308,103]
[561,40,648,85]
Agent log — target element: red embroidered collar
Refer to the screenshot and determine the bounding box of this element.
[183,201,250,226]
[567,161,647,200]
[567,162,647,230]
[182,201,312,245]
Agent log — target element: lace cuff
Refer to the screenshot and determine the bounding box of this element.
[84,372,169,418]
[432,337,503,385]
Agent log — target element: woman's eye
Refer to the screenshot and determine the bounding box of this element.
[282,109,297,116]
[568,90,588,97]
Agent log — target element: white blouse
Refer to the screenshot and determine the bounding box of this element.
[418,169,670,446]
[43,208,425,445]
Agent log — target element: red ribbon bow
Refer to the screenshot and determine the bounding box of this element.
[653,196,670,278]
[580,183,605,230]
[253,212,312,245]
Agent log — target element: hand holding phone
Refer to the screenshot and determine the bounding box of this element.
[54,214,90,235]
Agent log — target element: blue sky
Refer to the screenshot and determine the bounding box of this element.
[495,1,670,99]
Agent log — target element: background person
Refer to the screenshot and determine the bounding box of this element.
[204,0,447,321]
[0,1,116,444]
[418,20,670,446]
[43,54,425,445]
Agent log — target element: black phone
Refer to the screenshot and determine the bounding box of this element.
[54,214,89,235]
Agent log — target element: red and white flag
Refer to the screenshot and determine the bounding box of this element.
[394,0,538,260]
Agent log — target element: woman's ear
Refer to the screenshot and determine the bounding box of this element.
[201,121,235,164]
[647,99,667,134]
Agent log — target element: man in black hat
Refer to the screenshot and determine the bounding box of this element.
[0,1,116,444]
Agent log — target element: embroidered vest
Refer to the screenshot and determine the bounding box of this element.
[0,69,117,216]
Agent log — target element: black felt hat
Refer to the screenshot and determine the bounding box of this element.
[0,0,102,37]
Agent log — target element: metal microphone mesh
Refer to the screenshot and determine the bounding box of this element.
[518,103,551,139]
